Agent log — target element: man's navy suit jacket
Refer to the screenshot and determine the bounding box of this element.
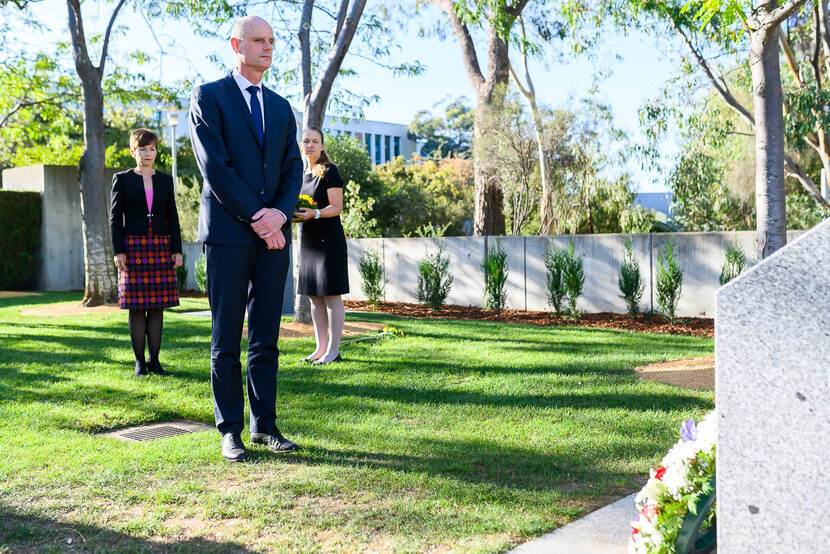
[189,73,303,245]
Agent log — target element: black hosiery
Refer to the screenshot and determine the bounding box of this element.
[146,309,163,363]
[128,309,147,363]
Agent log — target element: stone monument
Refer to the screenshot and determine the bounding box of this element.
[716,217,830,551]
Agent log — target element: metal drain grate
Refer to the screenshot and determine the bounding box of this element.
[119,425,190,441]
[100,419,214,442]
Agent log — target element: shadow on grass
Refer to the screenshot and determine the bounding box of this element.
[0,505,255,553]
[264,432,652,494]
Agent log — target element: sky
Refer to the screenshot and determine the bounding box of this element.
[15,1,679,192]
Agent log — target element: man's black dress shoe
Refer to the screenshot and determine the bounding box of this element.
[134,360,148,378]
[148,359,167,376]
[250,427,300,453]
[221,432,248,462]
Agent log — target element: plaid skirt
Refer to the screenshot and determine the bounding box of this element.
[118,233,180,310]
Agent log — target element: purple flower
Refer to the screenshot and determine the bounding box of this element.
[680,418,697,442]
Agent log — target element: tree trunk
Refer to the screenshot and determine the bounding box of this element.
[473,91,507,236]
[294,0,367,323]
[67,0,119,306]
[750,23,788,260]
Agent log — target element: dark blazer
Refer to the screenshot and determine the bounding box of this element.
[110,170,182,255]
[189,73,303,245]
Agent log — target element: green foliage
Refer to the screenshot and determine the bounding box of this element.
[342,180,379,239]
[324,133,373,190]
[656,237,684,323]
[561,242,585,319]
[544,245,567,317]
[371,157,474,237]
[194,252,207,295]
[719,242,746,285]
[402,222,451,238]
[668,150,754,231]
[176,176,202,243]
[416,245,453,312]
[618,239,645,316]
[176,251,189,293]
[359,250,385,306]
[620,205,658,234]
[0,191,40,289]
[786,192,830,230]
[481,240,508,313]
[407,98,474,158]
[0,51,184,173]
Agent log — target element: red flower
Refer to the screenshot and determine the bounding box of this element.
[654,466,667,480]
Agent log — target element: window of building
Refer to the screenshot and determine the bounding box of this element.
[384,135,391,162]
[375,134,381,165]
[365,133,372,156]
[394,136,401,157]
[355,132,363,141]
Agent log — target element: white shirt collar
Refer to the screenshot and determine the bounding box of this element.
[232,69,262,94]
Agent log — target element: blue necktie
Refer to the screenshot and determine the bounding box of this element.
[246,85,264,145]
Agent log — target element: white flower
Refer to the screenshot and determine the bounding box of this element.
[661,460,691,496]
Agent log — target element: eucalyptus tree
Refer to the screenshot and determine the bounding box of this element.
[421,0,532,236]
[632,0,816,259]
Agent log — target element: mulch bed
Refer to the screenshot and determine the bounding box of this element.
[344,300,714,338]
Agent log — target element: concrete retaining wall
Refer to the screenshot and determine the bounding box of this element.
[342,231,806,318]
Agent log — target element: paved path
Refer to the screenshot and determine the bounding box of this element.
[508,493,636,554]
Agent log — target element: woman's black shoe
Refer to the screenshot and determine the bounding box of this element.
[134,360,148,378]
[148,359,167,375]
[312,354,342,366]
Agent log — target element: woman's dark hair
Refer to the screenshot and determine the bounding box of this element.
[129,128,159,150]
[304,126,333,178]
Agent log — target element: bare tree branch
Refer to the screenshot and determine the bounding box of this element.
[766,0,809,28]
[331,0,348,49]
[425,0,485,92]
[98,0,128,76]
[676,25,754,127]
[299,0,314,100]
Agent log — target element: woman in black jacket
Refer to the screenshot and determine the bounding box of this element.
[110,128,183,377]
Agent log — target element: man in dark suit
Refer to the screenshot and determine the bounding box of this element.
[189,15,303,462]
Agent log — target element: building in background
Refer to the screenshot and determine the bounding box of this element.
[157,104,418,166]
[634,191,674,224]
[294,111,418,165]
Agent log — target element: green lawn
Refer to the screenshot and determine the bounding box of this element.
[0,292,713,553]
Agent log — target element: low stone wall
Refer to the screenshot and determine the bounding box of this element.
[342,231,805,317]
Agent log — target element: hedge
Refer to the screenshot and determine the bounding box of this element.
[0,191,41,289]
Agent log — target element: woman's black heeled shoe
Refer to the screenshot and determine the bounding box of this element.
[312,354,342,366]
[134,360,148,378]
[148,359,167,376]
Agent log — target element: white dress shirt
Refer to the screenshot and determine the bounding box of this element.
[232,70,286,222]
[232,70,265,132]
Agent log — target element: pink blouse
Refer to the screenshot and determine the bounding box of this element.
[144,187,153,221]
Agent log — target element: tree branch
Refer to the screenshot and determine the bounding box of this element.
[299,0,314,100]
[0,94,76,129]
[425,0,485,92]
[308,0,366,114]
[66,0,92,72]
[676,22,829,207]
[504,0,530,17]
[779,32,802,86]
[783,153,830,206]
[98,0,128,76]
[331,0,348,49]
[765,0,809,28]
[676,25,755,127]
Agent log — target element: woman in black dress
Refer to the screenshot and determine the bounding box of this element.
[294,127,349,365]
[110,128,182,377]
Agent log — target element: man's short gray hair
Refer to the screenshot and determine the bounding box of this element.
[230,15,268,40]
